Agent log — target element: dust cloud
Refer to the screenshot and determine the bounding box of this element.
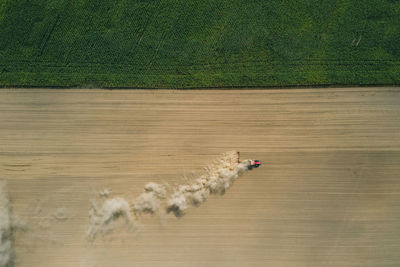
[133,182,167,215]
[87,151,253,240]
[166,151,249,217]
[0,182,14,267]
[87,197,133,241]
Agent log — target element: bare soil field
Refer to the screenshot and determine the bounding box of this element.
[1,88,400,267]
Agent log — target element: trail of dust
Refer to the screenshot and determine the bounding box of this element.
[87,151,254,240]
[0,182,14,267]
[166,151,250,217]
[87,197,134,241]
[133,182,166,215]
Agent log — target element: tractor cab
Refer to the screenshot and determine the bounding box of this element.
[248,160,261,170]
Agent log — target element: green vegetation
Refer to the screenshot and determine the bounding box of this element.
[0,0,399,88]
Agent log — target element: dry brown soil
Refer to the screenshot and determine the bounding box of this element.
[1,88,399,267]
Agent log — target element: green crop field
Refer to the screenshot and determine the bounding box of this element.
[0,0,399,88]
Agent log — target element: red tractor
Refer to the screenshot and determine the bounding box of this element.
[248,160,261,170]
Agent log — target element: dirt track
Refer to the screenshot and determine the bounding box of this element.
[1,88,400,267]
